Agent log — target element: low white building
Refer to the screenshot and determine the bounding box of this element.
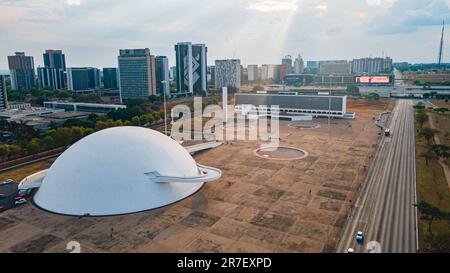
[235,93,354,119]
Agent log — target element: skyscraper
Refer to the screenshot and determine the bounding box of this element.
[174,42,207,96]
[247,65,259,82]
[278,64,288,83]
[8,52,35,90]
[0,75,8,111]
[282,55,293,74]
[294,54,304,74]
[43,49,66,70]
[67,67,100,92]
[103,68,118,90]
[118,48,156,100]
[37,49,66,90]
[215,59,241,89]
[155,56,170,97]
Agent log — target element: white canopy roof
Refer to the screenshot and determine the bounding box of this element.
[33,126,221,216]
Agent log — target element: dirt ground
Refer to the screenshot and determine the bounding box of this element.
[0,99,389,253]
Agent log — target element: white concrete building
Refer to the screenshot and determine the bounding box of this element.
[30,127,222,216]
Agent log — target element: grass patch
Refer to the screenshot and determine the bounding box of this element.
[415,112,450,252]
[0,159,54,183]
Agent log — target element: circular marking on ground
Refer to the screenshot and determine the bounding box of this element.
[254,146,309,161]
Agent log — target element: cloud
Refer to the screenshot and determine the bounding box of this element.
[0,0,446,68]
[369,0,450,34]
[67,0,81,5]
[315,4,328,11]
[246,0,298,12]
[366,0,382,6]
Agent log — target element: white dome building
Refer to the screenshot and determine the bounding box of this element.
[31,126,221,216]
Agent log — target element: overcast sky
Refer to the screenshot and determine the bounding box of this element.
[1,0,449,69]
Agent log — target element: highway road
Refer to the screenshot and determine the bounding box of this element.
[337,100,418,253]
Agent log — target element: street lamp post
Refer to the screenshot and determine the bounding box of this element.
[161,80,168,135]
[328,75,333,130]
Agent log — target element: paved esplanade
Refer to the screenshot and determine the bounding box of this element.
[338,100,417,253]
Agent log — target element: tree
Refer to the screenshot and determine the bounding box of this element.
[115,120,124,127]
[346,85,360,96]
[40,135,55,150]
[252,85,264,92]
[421,149,437,165]
[140,115,150,126]
[434,108,449,115]
[8,144,22,158]
[415,201,450,234]
[413,102,426,110]
[84,128,94,135]
[27,138,41,155]
[227,86,239,94]
[57,90,70,99]
[367,93,380,101]
[415,111,428,129]
[419,128,439,145]
[432,144,450,159]
[95,120,108,131]
[0,145,10,161]
[48,128,72,147]
[131,116,141,126]
[70,127,85,142]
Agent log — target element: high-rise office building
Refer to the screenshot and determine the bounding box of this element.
[170,66,177,81]
[174,42,207,95]
[0,75,8,111]
[351,57,393,74]
[67,67,100,92]
[208,66,215,86]
[261,64,277,80]
[155,56,170,97]
[282,55,293,74]
[306,61,318,68]
[215,59,241,89]
[241,65,248,84]
[294,54,304,74]
[318,60,351,75]
[278,64,288,83]
[8,52,35,90]
[118,48,156,100]
[44,49,66,70]
[37,49,66,90]
[247,65,259,81]
[103,68,118,90]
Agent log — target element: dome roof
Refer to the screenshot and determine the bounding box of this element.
[33,126,221,216]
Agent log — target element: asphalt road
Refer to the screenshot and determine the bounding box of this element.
[337,100,418,253]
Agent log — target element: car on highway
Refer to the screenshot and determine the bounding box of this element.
[384,128,391,137]
[14,196,26,200]
[0,205,5,212]
[1,179,14,185]
[347,248,355,254]
[356,231,364,243]
[14,199,27,206]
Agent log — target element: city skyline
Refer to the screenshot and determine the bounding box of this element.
[1,0,449,70]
